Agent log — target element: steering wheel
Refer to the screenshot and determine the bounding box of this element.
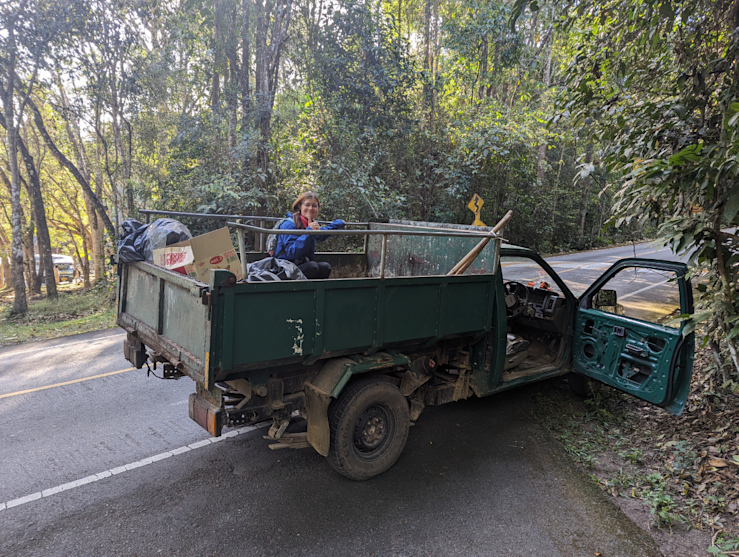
[504,281,529,318]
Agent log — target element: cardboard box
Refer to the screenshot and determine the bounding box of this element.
[153,245,194,275]
[154,227,243,282]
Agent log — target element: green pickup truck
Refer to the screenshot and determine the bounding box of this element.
[117,217,694,480]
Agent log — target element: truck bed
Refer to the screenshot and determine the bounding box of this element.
[117,260,499,391]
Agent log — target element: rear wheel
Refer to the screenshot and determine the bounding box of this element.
[327,378,410,481]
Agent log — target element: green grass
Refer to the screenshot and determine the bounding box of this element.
[0,281,117,346]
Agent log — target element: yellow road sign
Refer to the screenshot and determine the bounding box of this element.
[467,194,484,213]
[468,194,485,226]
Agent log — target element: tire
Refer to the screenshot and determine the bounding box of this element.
[327,378,410,481]
[567,372,602,398]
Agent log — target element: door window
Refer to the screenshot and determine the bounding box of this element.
[587,267,683,328]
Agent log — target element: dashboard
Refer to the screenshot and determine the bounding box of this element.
[504,281,567,333]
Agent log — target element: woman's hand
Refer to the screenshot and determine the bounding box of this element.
[308,221,321,230]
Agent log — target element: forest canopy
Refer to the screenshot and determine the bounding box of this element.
[0,0,737,375]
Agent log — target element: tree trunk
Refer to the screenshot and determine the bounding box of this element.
[537,43,553,183]
[110,81,132,216]
[253,0,292,189]
[28,98,117,237]
[0,20,27,313]
[22,217,40,295]
[578,142,593,244]
[551,143,566,229]
[13,123,57,298]
[212,0,223,114]
[1,255,9,289]
[254,0,268,175]
[81,225,91,288]
[398,0,402,40]
[65,223,83,286]
[713,188,739,376]
[221,1,240,154]
[422,0,432,117]
[76,193,92,288]
[241,0,252,130]
[93,118,106,283]
[479,36,488,100]
[24,196,41,296]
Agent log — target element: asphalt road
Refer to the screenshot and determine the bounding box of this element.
[0,242,681,557]
[544,241,684,296]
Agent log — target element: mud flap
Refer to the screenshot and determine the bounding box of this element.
[304,382,332,456]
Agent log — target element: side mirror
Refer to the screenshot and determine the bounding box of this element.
[594,289,617,308]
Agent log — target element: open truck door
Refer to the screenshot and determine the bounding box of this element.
[572,258,694,415]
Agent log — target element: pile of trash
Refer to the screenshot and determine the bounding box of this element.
[247,257,306,281]
[117,218,192,263]
[117,217,307,282]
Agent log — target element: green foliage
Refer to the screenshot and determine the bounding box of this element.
[550,0,739,374]
[1,0,669,307]
[442,0,523,100]
[708,533,739,556]
[641,472,686,528]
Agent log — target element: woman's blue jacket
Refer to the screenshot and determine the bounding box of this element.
[274,212,345,264]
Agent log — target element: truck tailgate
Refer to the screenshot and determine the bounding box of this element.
[117,261,211,384]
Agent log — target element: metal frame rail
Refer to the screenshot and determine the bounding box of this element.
[136,209,500,279]
[228,221,501,280]
[138,209,369,253]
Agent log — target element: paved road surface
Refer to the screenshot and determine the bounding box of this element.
[545,241,684,296]
[0,242,677,556]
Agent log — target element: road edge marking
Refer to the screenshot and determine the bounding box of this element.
[0,423,270,513]
[0,368,136,400]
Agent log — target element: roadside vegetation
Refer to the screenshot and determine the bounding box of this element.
[536,349,739,557]
[0,281,116,347]
[1,0,736,376]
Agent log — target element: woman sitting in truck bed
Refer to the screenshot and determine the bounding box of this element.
[274,192,345,279]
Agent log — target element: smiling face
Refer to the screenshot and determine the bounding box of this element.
[300,198,320,221]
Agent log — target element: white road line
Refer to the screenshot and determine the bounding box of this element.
[0,422,270,513]
[1,332,126,357]
[619,278,671,300]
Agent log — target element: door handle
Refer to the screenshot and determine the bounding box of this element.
[625,344,647,358]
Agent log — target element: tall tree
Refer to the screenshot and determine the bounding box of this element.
[253,0,293,178]
[0,112,58,297]
[0,3,30,313]
[1,0,82,310]
[28,98,116,237]
[529,0,739,373]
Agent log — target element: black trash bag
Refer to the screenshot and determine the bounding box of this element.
[117,219,146,263]
[117,218,192,263]
[247,257,307,282]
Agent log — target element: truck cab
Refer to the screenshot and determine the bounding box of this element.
[497,247,693,415]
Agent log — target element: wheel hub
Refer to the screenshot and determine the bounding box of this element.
[354,407,388,452]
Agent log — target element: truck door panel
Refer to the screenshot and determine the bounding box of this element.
[573,259,694,414]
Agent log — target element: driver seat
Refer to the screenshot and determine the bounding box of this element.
[505,333,530,370]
